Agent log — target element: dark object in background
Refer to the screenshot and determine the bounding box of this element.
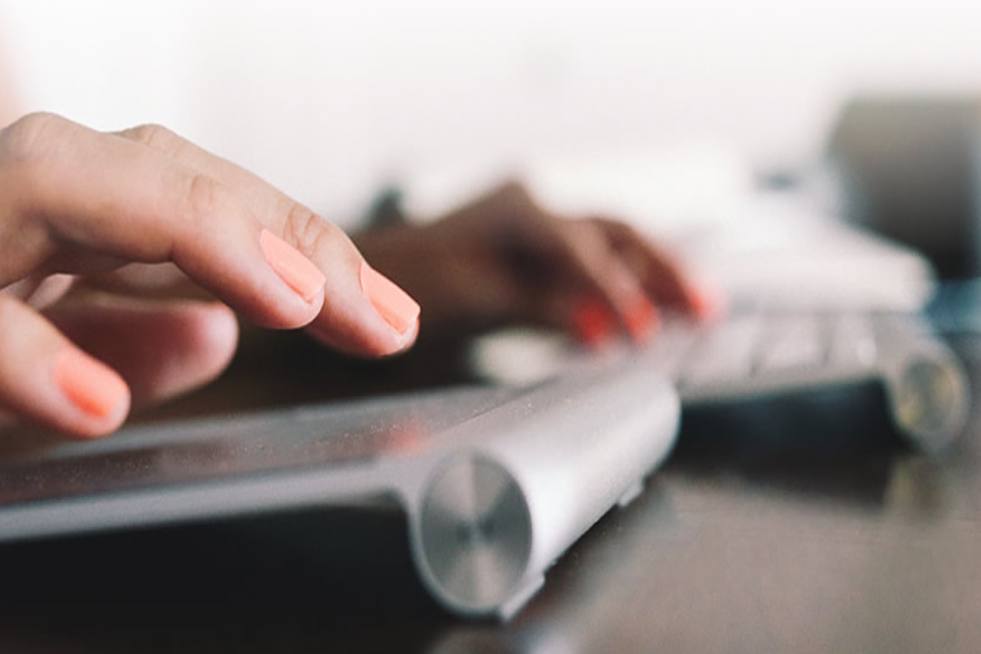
[828,96,981,279]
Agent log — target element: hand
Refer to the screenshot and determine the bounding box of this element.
[0,113,420,439]
[356,181,718,345]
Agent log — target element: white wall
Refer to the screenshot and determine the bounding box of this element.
[3,0,981,223]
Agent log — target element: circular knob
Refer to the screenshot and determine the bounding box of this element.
[418,455,532,612]
[889,355,969,450]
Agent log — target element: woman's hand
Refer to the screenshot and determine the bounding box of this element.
[356,182,717,345]
[0,113,419,439]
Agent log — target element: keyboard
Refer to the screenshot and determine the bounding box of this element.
[0,347,681,620]
[470,309,971,452]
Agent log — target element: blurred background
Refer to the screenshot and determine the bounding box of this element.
[5,0,981,283]
[0,1,977,213]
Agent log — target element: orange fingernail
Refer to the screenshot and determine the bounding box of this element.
[625,296,659,343]
[572,297,616,348]
[259,229,326,302]
[688,282,725,322]
[360,262,421,335]
[53,349,128,418]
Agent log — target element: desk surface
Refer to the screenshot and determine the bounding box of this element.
[2,330,981,653]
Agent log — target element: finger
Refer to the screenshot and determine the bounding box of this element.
[307,315,420,358]
[0,295,130,439]
[2,113,323,330]
[460,184,657,342]
[589,216,719,319]
[536,218,658,343]
[113,122,420,356]
[4,273,76,309]
[568,295,620,349]
[46,295,238,407]
[82,263,209,302]
[89,258,418,359]
[3,113,417,357]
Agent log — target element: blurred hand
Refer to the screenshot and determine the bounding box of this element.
[356,181,718,345]
[0,113,419,439]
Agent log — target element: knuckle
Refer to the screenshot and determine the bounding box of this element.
[493,181,544,227]
[615,221,643,243]
[183,173,227,223]
[283,202,341,258]
[0,112,70,163]
[496,179,529,201]
[122,123,180,154]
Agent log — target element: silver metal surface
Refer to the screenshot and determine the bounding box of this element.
[884,348,970,451]
[470,311,972,451]
[419,455,532,611]
[0,349,681,620]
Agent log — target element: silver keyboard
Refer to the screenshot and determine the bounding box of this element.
[471,310,971,452]
[672,312,881,398]
[0,346,682,620]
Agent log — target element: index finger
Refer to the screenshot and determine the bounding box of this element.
[589,217,720,320]
[2,113,416,357]
[114,122,420,356]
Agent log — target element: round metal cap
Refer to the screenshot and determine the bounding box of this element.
[419,455,532,611]
[891,355,969,449]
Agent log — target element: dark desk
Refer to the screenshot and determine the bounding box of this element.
[2,331,981,653]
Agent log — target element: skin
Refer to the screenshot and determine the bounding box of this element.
[0,113,418,438]
[0,113,709,441]
[355,182,711,336]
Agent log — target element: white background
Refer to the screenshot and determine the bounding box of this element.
[2,0,980,224]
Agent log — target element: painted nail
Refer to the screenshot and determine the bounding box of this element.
[625,296,659,343]
[53,349,128,418]
[572,297,616,348]
[360,262,420,335]
[258,229,326,302]
[688,282,725,322]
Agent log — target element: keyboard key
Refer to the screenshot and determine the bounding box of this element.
[679,316,762,389]
[753,316,823,373]
[828,315,877,370]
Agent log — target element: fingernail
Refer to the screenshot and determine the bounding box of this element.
[258,229,326,302]
[53,349,128,418]
[688,282,725,321]
[572,297,616,348]
[625,296,659,344]
[360,261,421,335]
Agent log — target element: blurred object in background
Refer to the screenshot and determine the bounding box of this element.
[404,148,936,313]
[828,95,981,279]
[928,277,981,334]
[0,13,22,127]
[10,1,981,227]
